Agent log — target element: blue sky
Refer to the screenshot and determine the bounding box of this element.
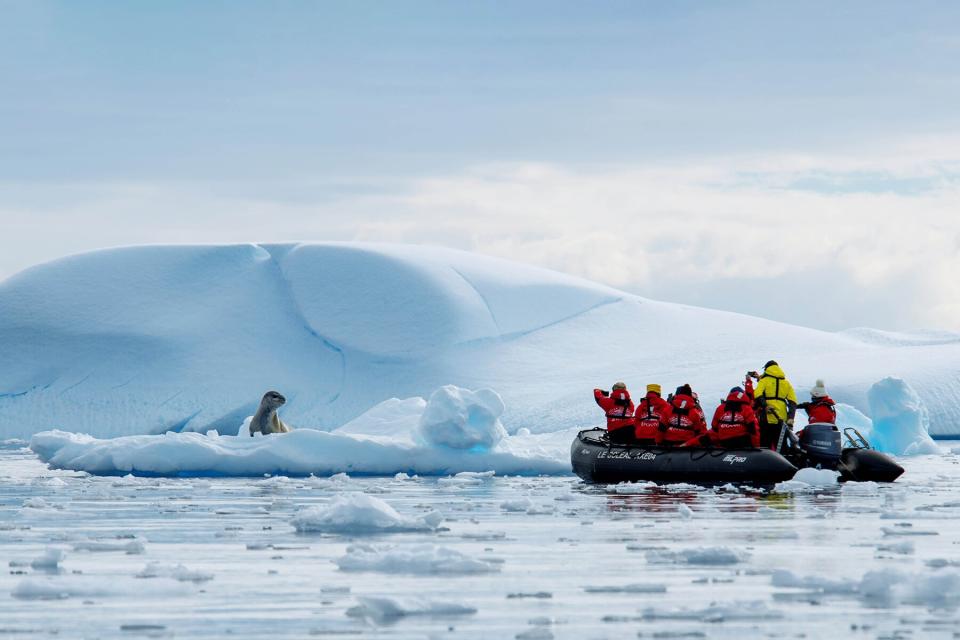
[2,1,960,330]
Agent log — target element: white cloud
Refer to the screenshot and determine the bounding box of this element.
[2,137,959,331]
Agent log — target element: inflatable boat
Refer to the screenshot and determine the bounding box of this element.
[571,425,903,485]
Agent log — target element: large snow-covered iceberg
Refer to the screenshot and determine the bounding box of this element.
[3,242,960,440]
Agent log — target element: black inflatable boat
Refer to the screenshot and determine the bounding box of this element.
[571,428,797,485]
[571,425,904,485]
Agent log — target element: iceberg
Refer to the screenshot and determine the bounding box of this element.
[2,242,960,445]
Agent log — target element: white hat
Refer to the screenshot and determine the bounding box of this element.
[811,379,827,398]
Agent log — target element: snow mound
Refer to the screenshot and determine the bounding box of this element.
[291,494,442,534]
[346,596,477,622]
[335,544,500,574]
[867,378,940,455]
[417,386,506,450]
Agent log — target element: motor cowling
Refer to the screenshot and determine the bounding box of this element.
[799,423,842,469]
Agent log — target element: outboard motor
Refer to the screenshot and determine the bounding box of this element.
[799,423,842,469]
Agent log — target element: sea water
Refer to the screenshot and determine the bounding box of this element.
[3,442,960,639]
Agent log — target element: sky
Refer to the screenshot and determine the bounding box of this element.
[2,0,960,331]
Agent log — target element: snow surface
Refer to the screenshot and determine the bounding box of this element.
[3,242,960,443]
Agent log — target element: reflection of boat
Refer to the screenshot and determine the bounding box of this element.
[571,426,904,485]
[571,428,797,485]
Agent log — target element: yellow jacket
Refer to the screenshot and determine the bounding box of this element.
[753,363,797,424]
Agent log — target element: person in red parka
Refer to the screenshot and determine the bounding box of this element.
[634,383,672,446]
[658,384,706,446]
[683,386,760,448]
[796,379,837,439]
[594,382,635,444]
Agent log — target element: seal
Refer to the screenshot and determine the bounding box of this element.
[249,390,292,436]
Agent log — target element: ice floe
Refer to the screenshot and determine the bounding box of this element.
[645,547,749,565]
[335,543,500,574]
[346,596,477,622]
[291,494,442,534]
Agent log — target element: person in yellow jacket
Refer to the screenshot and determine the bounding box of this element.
[747,360,798,452]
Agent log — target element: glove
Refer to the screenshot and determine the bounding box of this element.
[747,371,760,380]
[786,418,794,427]
[600,389,609,397]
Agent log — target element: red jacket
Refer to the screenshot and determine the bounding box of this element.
[709,390,760,447]
[658,393,706,444]
[804,396,837,424]
[594,388,634,432]
[634,392,672,440]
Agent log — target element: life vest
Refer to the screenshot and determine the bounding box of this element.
[660,394,705,443]
[753,364,797,424]
[594,388,635,432]
[635,392,670,440]
[711,390,759,443]
[805,396,837,424]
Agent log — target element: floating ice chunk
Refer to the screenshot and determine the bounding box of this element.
[12,577,192,600]
[612,481,656,494]
[516,629,554,640]
[841,481,880,496]
[416,386,507,450]
[346,596,476,622]
[136,562,214,582]
[646,547,749,565]
[881,527,938,536]
[876,541,915,555]
[583,583,667,593]
[773,468,839,492]
[661,483,708,493]
[335,544,500,574]
[771,570,858,594]
[30,548,65,570]
[773,567,960,609]
[793,468,839,485]
[678,504,694,519]
[500,497,534,512]
[640,600,782,622]
[22,497,54,509]
[72,539,145,554]
[291,494,442,534]
[437,471,496,486]
[867,378,940,456]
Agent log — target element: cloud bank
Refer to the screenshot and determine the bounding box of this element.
[2,136,958,332]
